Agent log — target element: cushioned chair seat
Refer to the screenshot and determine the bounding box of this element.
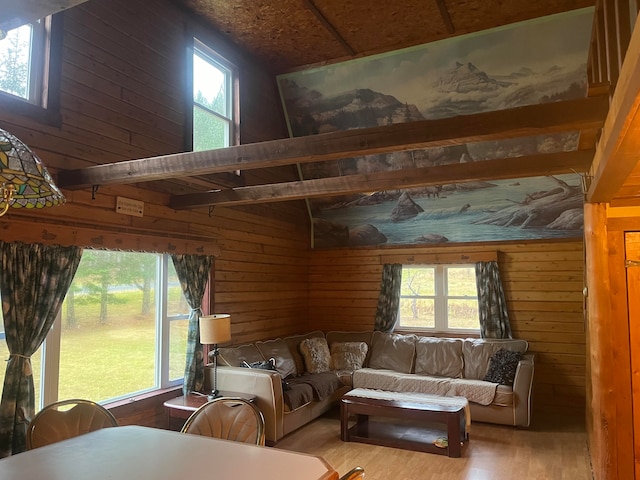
[27,399,119,450]
[181,397,266,446]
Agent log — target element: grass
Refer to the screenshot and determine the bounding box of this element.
[0,288,189,405]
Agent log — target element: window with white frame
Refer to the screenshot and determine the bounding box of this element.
[0,19,49,106]
[192,39,236,151]
[0,250,191,408]
[398,265,480,333]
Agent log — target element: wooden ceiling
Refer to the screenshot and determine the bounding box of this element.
[176,0,595,74]
[21,0,640,210]
[57,0,614,211]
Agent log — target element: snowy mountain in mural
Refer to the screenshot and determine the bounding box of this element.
[276,8,594,247]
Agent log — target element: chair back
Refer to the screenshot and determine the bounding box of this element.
[27,398,119,449]
[340,466,365,480]
[181,397,265,446]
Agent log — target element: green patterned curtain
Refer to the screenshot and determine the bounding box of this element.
[0,241,82,457]
[374,264,402,332]
[171,254,214,395]
[475,260,512,339]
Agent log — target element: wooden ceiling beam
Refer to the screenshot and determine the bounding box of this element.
[436,0,455,34]
[169,149,594,208]
[588,16,640,202]
[0,0,89,34]
[303,0,356,56]
[57,96,609,191]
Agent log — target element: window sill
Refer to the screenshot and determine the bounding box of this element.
[394,328,481,339]
[104,385,183,409]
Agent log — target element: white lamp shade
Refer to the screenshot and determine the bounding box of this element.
[199,314,231,345]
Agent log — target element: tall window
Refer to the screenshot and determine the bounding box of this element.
[0,251,191,407]
[398,265,479,333]
[192,39,236,151]
[0,20,48,106]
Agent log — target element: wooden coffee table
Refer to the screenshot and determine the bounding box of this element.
[340,388,469,457]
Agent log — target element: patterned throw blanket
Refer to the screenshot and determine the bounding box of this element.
[352,368,498,405]
[284,371,342,410]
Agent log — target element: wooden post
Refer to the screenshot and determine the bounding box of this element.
[584,203,614,480]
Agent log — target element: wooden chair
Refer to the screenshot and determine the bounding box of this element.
[340,466,365,480]
[27,398,119,449]
[181,396,266,446]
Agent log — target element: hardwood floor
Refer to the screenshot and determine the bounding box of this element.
[274,408,592,480]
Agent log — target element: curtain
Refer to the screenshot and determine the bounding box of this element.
[0,241,82,457]
[171,254,214,395]
[475,260,512,339]
[374,264,402,332]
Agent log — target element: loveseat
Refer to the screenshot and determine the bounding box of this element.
[204,330,534,445]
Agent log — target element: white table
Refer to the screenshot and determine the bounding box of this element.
[0,425,338,480]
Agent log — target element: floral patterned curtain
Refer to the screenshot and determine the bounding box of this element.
[171,254,214,395]
[374,264,402,332]
[0,241,82,457]
[475,260,512,339]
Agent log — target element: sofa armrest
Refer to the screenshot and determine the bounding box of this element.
[512,353,535,427]
[204,365,284,443]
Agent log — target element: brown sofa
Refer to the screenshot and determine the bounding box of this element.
[204,330,534,445]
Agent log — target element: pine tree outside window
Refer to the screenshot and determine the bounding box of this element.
[192,39,236,151]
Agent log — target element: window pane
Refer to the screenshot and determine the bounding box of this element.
[167,263,189,317]
[0,24,32,99]
[399,298,434,328]
[193,52,227,117]
[447,299,479,329]
[447,267,477,296]
[169,319,188,381]
[401,267,434,296]
[194,106,229,151]
[59,250,158,402]
[167,261,189,381]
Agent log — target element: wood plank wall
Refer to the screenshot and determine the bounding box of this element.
[0,0,310,426]
[308,239,587,415]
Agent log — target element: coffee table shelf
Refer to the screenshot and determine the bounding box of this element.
[340,389,468,457]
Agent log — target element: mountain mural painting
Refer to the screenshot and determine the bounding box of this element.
[276,8,594,248]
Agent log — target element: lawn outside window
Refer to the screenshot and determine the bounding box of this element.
[0,250,191,409]
[397,265,480,334]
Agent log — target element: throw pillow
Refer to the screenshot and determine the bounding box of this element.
[484,348,522,386]
[330,342,368,371]
[299,337,332,373]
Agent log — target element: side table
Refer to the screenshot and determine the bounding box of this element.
[164,392,256,431]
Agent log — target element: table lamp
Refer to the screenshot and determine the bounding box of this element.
[199,314,231,399]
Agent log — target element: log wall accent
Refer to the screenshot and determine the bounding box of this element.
[584,204,636,480]
[308,239,586,415]
[0,0,308,424]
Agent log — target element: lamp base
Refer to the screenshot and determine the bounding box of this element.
[207,390,221,401]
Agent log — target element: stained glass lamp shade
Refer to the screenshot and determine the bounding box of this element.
[0,127,65,217]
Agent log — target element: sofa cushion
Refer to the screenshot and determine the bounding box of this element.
[414,337,463,378]
[484,348,522,386]
[283,331,325,376]
[255,338,297,378]
[330,342,368,371]
[218,344,264,367]
[368,332,416,373]
[299,337,332,373]
[326,331,374,366]
[463,338,528,380]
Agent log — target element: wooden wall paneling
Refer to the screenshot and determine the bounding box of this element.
[584,203,617,480]
[626,231,640,480]
[607,229,635,480]
[308,239,586,414]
